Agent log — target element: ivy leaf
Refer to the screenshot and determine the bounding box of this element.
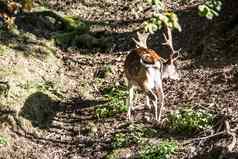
[159,14,169,25]
[169,12,182,32]
[205,10,214,19]
[198,5,209,17]
[173,22,182,32]
[198,0,222,20]
[155,18,162,29]
[145,22,158,33]
[214,1,222,11]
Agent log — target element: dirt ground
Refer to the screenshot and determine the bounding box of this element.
[0,0,238,159]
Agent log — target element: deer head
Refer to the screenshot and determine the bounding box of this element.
[132,28,180,80]
[161,26,180,80]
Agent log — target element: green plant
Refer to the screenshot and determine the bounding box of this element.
[111,125,142,148]
[96,106,113,118]
[139,140,177,159]
[95,85,128,118]
[144,0,223,33]
[198,0,223,19]
[111,124,158,149]
[111,131,143,149]
[129,124,158,139]
[0,135,7,145]
[168,107,214,133]
[145,0,181,33]
[112,133,129,148]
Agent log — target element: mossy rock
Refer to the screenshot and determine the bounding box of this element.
[63,16,89,32]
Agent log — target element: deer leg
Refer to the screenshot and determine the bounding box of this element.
[132,90,138,110]
[147,90,158,120]
[152,96,158,121]
[146,95,151,109]
[128,83,134,120]
[143,95,153,121]
[156,87,164,122]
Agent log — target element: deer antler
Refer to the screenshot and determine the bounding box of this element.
[132,32,150,48]
[162,26,181,61]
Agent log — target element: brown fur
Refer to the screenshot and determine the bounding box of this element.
[124,47,161,89]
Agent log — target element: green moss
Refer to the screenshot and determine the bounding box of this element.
[54,31,77,47]
[63,16,89,32]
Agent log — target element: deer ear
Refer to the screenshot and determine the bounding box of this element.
[159,57,167,63]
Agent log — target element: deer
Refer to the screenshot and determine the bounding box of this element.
[124,26,180,123]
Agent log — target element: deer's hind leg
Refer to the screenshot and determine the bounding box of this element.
[145,90,158,121]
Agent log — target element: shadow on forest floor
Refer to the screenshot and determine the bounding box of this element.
[191,146,238,159]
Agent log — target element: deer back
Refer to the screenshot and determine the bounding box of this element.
[124,48,162,89]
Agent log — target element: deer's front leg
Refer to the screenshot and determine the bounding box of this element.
[146,95,151,109]
[128,83,134,120]
[156,86,164,123]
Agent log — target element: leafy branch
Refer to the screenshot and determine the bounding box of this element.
[198,0,223,19]
[144,0,223,33]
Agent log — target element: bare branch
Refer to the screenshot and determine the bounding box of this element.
[185,119,238,152]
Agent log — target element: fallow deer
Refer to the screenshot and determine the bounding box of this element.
[124,27,180,122]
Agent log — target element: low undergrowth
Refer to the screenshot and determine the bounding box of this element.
[139,140,177,159]
[168,106,215,134]
[108,123,177,159]
[0,135,7,145]
[95,85,128,118]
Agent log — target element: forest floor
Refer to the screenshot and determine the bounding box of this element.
[0,0,238,159]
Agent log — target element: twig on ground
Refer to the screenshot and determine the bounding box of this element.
[189,130,225,142]
[225,120,236,152]
[186,120,237,152]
